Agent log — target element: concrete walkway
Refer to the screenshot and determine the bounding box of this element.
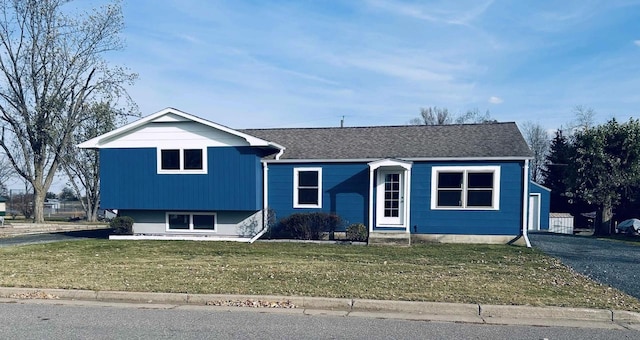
[0,287,639,331]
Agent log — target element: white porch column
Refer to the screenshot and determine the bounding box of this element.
[368,167,375,233]
[404,167,411,233]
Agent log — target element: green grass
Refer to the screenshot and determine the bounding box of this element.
[1,240,639,311]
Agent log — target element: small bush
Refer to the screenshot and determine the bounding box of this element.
[110,216,134,235]
[277,212,342,240]
[346,223,368,241]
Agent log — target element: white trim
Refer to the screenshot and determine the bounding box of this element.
[293,167,323,208]
[78,107,284,152]
[404,168,411,234]
[263,156,531,164]
[165,212,217,232]
[368,159,413,232]
[376,170,404,226]
[430,166,501,211]
[530,181,552,192]
[522,160,531,247]
[368,167,374,233]
[528,193,542,231]
[109,235,251,242]
[250,162,270,244]
[368,158,412,170]
[157,147,208,174]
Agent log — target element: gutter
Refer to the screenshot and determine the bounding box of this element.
[250,162,270,244]
[521,159,531,248]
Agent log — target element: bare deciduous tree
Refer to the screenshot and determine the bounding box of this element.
[0,0,136,222]
[411,107,497,125]
[570,105,596,133]
[521,122,550,183]
[455,108,497,124]
[410,107,453,125]
[62,102,125,221]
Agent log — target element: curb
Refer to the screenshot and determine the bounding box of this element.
[0,287,638,328]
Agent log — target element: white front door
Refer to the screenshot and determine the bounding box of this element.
[377,170,403,225]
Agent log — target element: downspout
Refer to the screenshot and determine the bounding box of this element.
[249,161,269,243]
[275,148,284,160]
[521,159,531,248]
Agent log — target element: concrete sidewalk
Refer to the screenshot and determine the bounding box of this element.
[0,287,639,331]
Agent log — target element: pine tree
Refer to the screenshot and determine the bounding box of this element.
[542,130,572,212]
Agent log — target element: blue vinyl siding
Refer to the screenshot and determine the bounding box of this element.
[530,182,551,230]
[100,147,263,210]
[269,160,525,236]
[268,163,369,229]
[410,161,525,236]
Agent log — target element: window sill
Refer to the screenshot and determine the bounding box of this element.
[158,170,208,175]
[293,205,322,209]
[432,207,499,211]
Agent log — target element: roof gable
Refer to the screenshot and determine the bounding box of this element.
[78,108,283,150]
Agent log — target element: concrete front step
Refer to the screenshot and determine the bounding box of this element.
[368,232,411,246]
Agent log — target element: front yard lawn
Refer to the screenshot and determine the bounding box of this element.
[1,240,639,311]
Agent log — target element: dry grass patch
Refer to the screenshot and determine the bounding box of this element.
[1,240,639,311]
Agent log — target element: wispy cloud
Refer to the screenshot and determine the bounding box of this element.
[489,96,503,104]
[366,0,493,26]
[115,0,640,131]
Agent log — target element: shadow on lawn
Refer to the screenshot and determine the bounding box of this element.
[59,228,112,239]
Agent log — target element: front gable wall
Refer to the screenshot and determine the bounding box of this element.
[100,146,263,211]
[97,121,253,149]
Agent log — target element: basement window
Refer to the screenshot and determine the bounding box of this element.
[167,212,216,232]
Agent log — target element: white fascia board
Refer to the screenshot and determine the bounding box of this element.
[262,156,530,164]
[403,156,532,162]
[530,181,552,192]
[77,107,282,150]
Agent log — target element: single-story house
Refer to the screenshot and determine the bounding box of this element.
[79,108,542,245]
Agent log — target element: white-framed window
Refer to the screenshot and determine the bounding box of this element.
[166,212,216,232]
[430,166,501,210]
[293,168,322,208]
[157,148,207,174]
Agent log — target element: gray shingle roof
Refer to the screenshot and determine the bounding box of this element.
[240,122,532,160]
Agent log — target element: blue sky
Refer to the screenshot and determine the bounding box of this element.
[104,0,640,131]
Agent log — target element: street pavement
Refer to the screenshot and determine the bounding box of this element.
[1,299,639,340]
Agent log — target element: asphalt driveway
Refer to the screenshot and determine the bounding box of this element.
[0,229,110,248]
[529,232,640,300]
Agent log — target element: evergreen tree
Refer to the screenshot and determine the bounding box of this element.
[542,130,572,212]
[567,119,640,235]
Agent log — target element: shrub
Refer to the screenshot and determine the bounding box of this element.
[346,223,368,242]
[277,212,342,240]
[110,216,134,235]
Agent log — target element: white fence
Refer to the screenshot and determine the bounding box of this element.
[549,213,574,234]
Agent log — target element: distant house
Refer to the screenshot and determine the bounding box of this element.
[79,108,543,245]
[0,196,6,217]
